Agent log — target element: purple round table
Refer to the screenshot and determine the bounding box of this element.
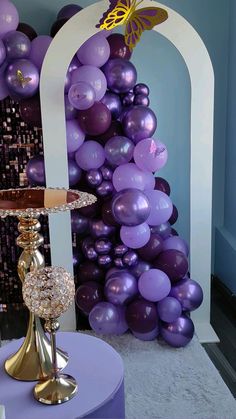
[0,332,125,419]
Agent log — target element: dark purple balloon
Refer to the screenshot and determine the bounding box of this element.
[137,233,163,261]
[19,94,42,127]
[169,204,178,225]
[151,222,171,239]
[171,228,179,236]
[17,22,37,41]
[114,244,129,257]
[107,33,132,60]
[76,281,103,315]
[71,210,88,234]
[103,58,137,94]
[122,92,135,107]
[162,236,189,257]
[101,165,113,180]
[123,250,138,267]
[98,120,123,145]
[157,296,182,323]
[68,158,82,186]
[114,258,125,268]
[78,261,103,283]
[155,177,171,196]
[95,238,112,255]
[105,271,138,305]
[50,18,68,37]
[126,298,158,333]
[85,246,98,261]
[72,247,81,267]
[3,30,31,60]
[65,94,78,120]
[134,94,150,107]
[78,101,111,136]
[134,83,149,96]
[102,201,119,227]
[160,314,194,347]
[96,180,114,197]
[169,278,203,311]
[101,92,122,119]
[86,169,103,187]
[26,155,45,186]
[130,260,151,278]
[154,250,189,282]
[122,106,157,144]
[112,189,150,226]
[57,4,83,20]
[133,326,159,341]
[90,219,116,239]
[79,200,100,217]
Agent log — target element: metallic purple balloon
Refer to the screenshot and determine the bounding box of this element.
[75,281,103,315]
[112,188,150,226]
[29,35,52,70]
[126,298,158,333]
[95,238,112,255]
[155,177,171,196]
[77,102,111,136]
[5,59,39,99]
[106,267,128,281]
[66,119,85,153]
[89,219,116,239]
[160,314,194,347]
[151,222,171,239]
[137,233,163,261]
[145,190,173,227]
[114,258,125,268]
[71,211,88,234]
[26,155,45,185]
[162,236,189,257]
[68,158,82,186]
[82,237,94,253]
[0,39,6,66]
[57,4,83,20]
[89,302,120,335]
[86,169,103,187]
[65,95,78,120]
[153,249,189,282]
[68,82,95,110]
[101,165,113,180]
[78,261,103,284]
[134,94,150,107]
[138,269,171,302]
[97,254,112,267]
[107,33,132,60]
[114,244,129,257]
[122,250,138,267]
[123,106,157,144]
[157,296,182,322]
[169,277,203,311]
[96,180,114,197]
[3,30,31,60]
[0,1,19,37]
[122,92,135,107]
[134,83,149,96]
[105,271,138,305]
[120,223,150,249]
[72,247,81,267]
[103,58,137,94]
[75,140,105,170]
[85,246,98,261]
[105,136,134,167]
[77,33,110,67]
[130,260,151,278]
[101,92,122,119]
[132,326,159,341]
[169,204,179,225]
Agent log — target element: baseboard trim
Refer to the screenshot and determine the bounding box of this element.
[194,322,219,343]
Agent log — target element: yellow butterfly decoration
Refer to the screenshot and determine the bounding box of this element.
[16,70,32,88]
[98,0,168,50]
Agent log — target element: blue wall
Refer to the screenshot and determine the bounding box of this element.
[12,0,231,284]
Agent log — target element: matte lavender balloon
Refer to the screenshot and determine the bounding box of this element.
[155,177,171,195]
[105,136,134,167]
[157,297,182,322]
[0,1,19,37]
[151,222,171,239]
[75,281,103,315]
[114,244,129,257]
[112,188,150,226]
[123,106,157,144]
[169,204,179,225]
[134,94,150,107]
[97,254,112,267]
[89,219,115,238]
[101,92,122,119]
[122,91,135,107]
[66,119,85,153]
[134,83,149,96]
[115,306,129,335]
[71,65,107,101]
[0,39,6,66]
[96,180,114,197]
[5,59,39,99]
[75,140,105,170]
[103,58,137,94]
[169,278,203,311]
[153,249,188,282]
[137,233,163,261]
[163,236,189,257]
[71,211,88,234]
[29,35,52,70]
[145,190,173,226]
[130,260,151,278]
[86,169,102,187]
[160,314,194,347]
[123,250,138,267]
[57,4,83,20]
[101,165,113,180]
[64,94,78,120]
[78,102,111,136]
[120,222,150,249]
[143,171,155,190]
[107,33,132,60]
[77,33,110,67]
[3,30,31,60]
[105,271,138,305]
[113,163,146,192]
[134,138,168,172]
[26,155,45,185]
[95,238,112,255]
[89,302,120,335]
[126,298,158,333]
[133,326,159,341]
[68,82,95,110]
[138,269,171,302]
[68,158,82,186]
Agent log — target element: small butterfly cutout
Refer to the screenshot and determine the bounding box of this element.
[98,0,168,50]
[16,70,32,88]
[149,140,165,157]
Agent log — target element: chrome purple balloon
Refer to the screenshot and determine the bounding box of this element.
[101,92,122,119]
[134,83,149,96]
[89,219,116,238]
[89,302,120,335]
[114,244,129,257]
[157,297,182,323]
[98,254,112,267]
[86,169,103,187]
[130,260,151,279]
[112,188,150,226]
[5,59,39,99]
[123,106,157,144]
[101,166,113,180]
[95,238,112,255]
[134,94,150,107]
[169,277,203,311]
[123,250,138,267]
[26,155,45,186]
[160,314,194,347]
[103,58,137,94]
[96,180,114,197]
[3,30,31,60]
[105,271,138,305]
[105,136,134,167]
[68,158,82,186]
[122,92,135,107]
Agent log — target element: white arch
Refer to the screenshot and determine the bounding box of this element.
[40,0,217,341]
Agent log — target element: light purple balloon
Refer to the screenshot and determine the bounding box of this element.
[89,219,115,239]
[0,39,6,66]
[157,296,182,322]
[132,326,159,341]
[138,269,171,302]
[3,30,31,60]
[77,33,110,67]
[105,136,134,167]
[71,65,107,101]
[29,35,52,70]
[89,302,120,335]
[66,119,85,153]
[143,171,155,190]
[75,140,105,171]
[120,223,150,249]
[68,82,95,110]
[134,138,168,172]
[163,236,189,257]
[5,59,39,99]
[105,271,138,305]
[64,94,78,120]
[0,1,19,37]
[145,190,173,226]
[113,163,146,192]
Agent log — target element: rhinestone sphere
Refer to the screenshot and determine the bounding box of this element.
[23,266,75,319]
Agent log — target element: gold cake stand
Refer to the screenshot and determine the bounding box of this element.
[0,187,96,381]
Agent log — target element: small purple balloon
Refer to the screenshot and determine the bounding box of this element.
[103,58,137,94]
[113,163,147,192]
[68,158,82,186]
[57,4,83,20]
[97,254,112,267]
[75,281,103,315]
[155,177,171,196]
[29,35,52,71]
[130,260,151,278]
[134,94,150,107]
[101,165,113,180]
[160,314,194,347]
[71,65,107,101]
[112,188,150,226]
[163,236,189,257]
[3,30,31,60]
[151,222,171,239]
[122,91,135,107]
[85,246,98,261]
[0,39,6,66]
[0,73,9,100]
[169,277,203,311]
[75,140,105,171]
[157,296,182,323]
[132,326,159,341]
[134,83,149,96]
[5,59,39,99]
[105,271,138,305]
[26,155,45,186]
[66,119,85,153]
[89,219,115,239]
[123,250,138,267]
[64,95,78,120]
[68,82,95,110]
[134,138,168,172]
[96,180,113,197]
[77,33,110,67]
[86,169,102,187]
[126,298,158,333]
[154,249,189,282]
[105,135,134,167]
[95,238,112,255]
[114,258,125,268]
[71,211,88,234]
[138,269,171,302]
[137,233,163,261]
[114,244,129,257]
[89,302,120,335]
[145,190,173,226]
[101,92,122,119]
[123,106,157,144]
[0,1,19,37]
[120,222,150,249]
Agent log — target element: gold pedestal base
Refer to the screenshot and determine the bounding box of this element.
[34,374,78,405]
